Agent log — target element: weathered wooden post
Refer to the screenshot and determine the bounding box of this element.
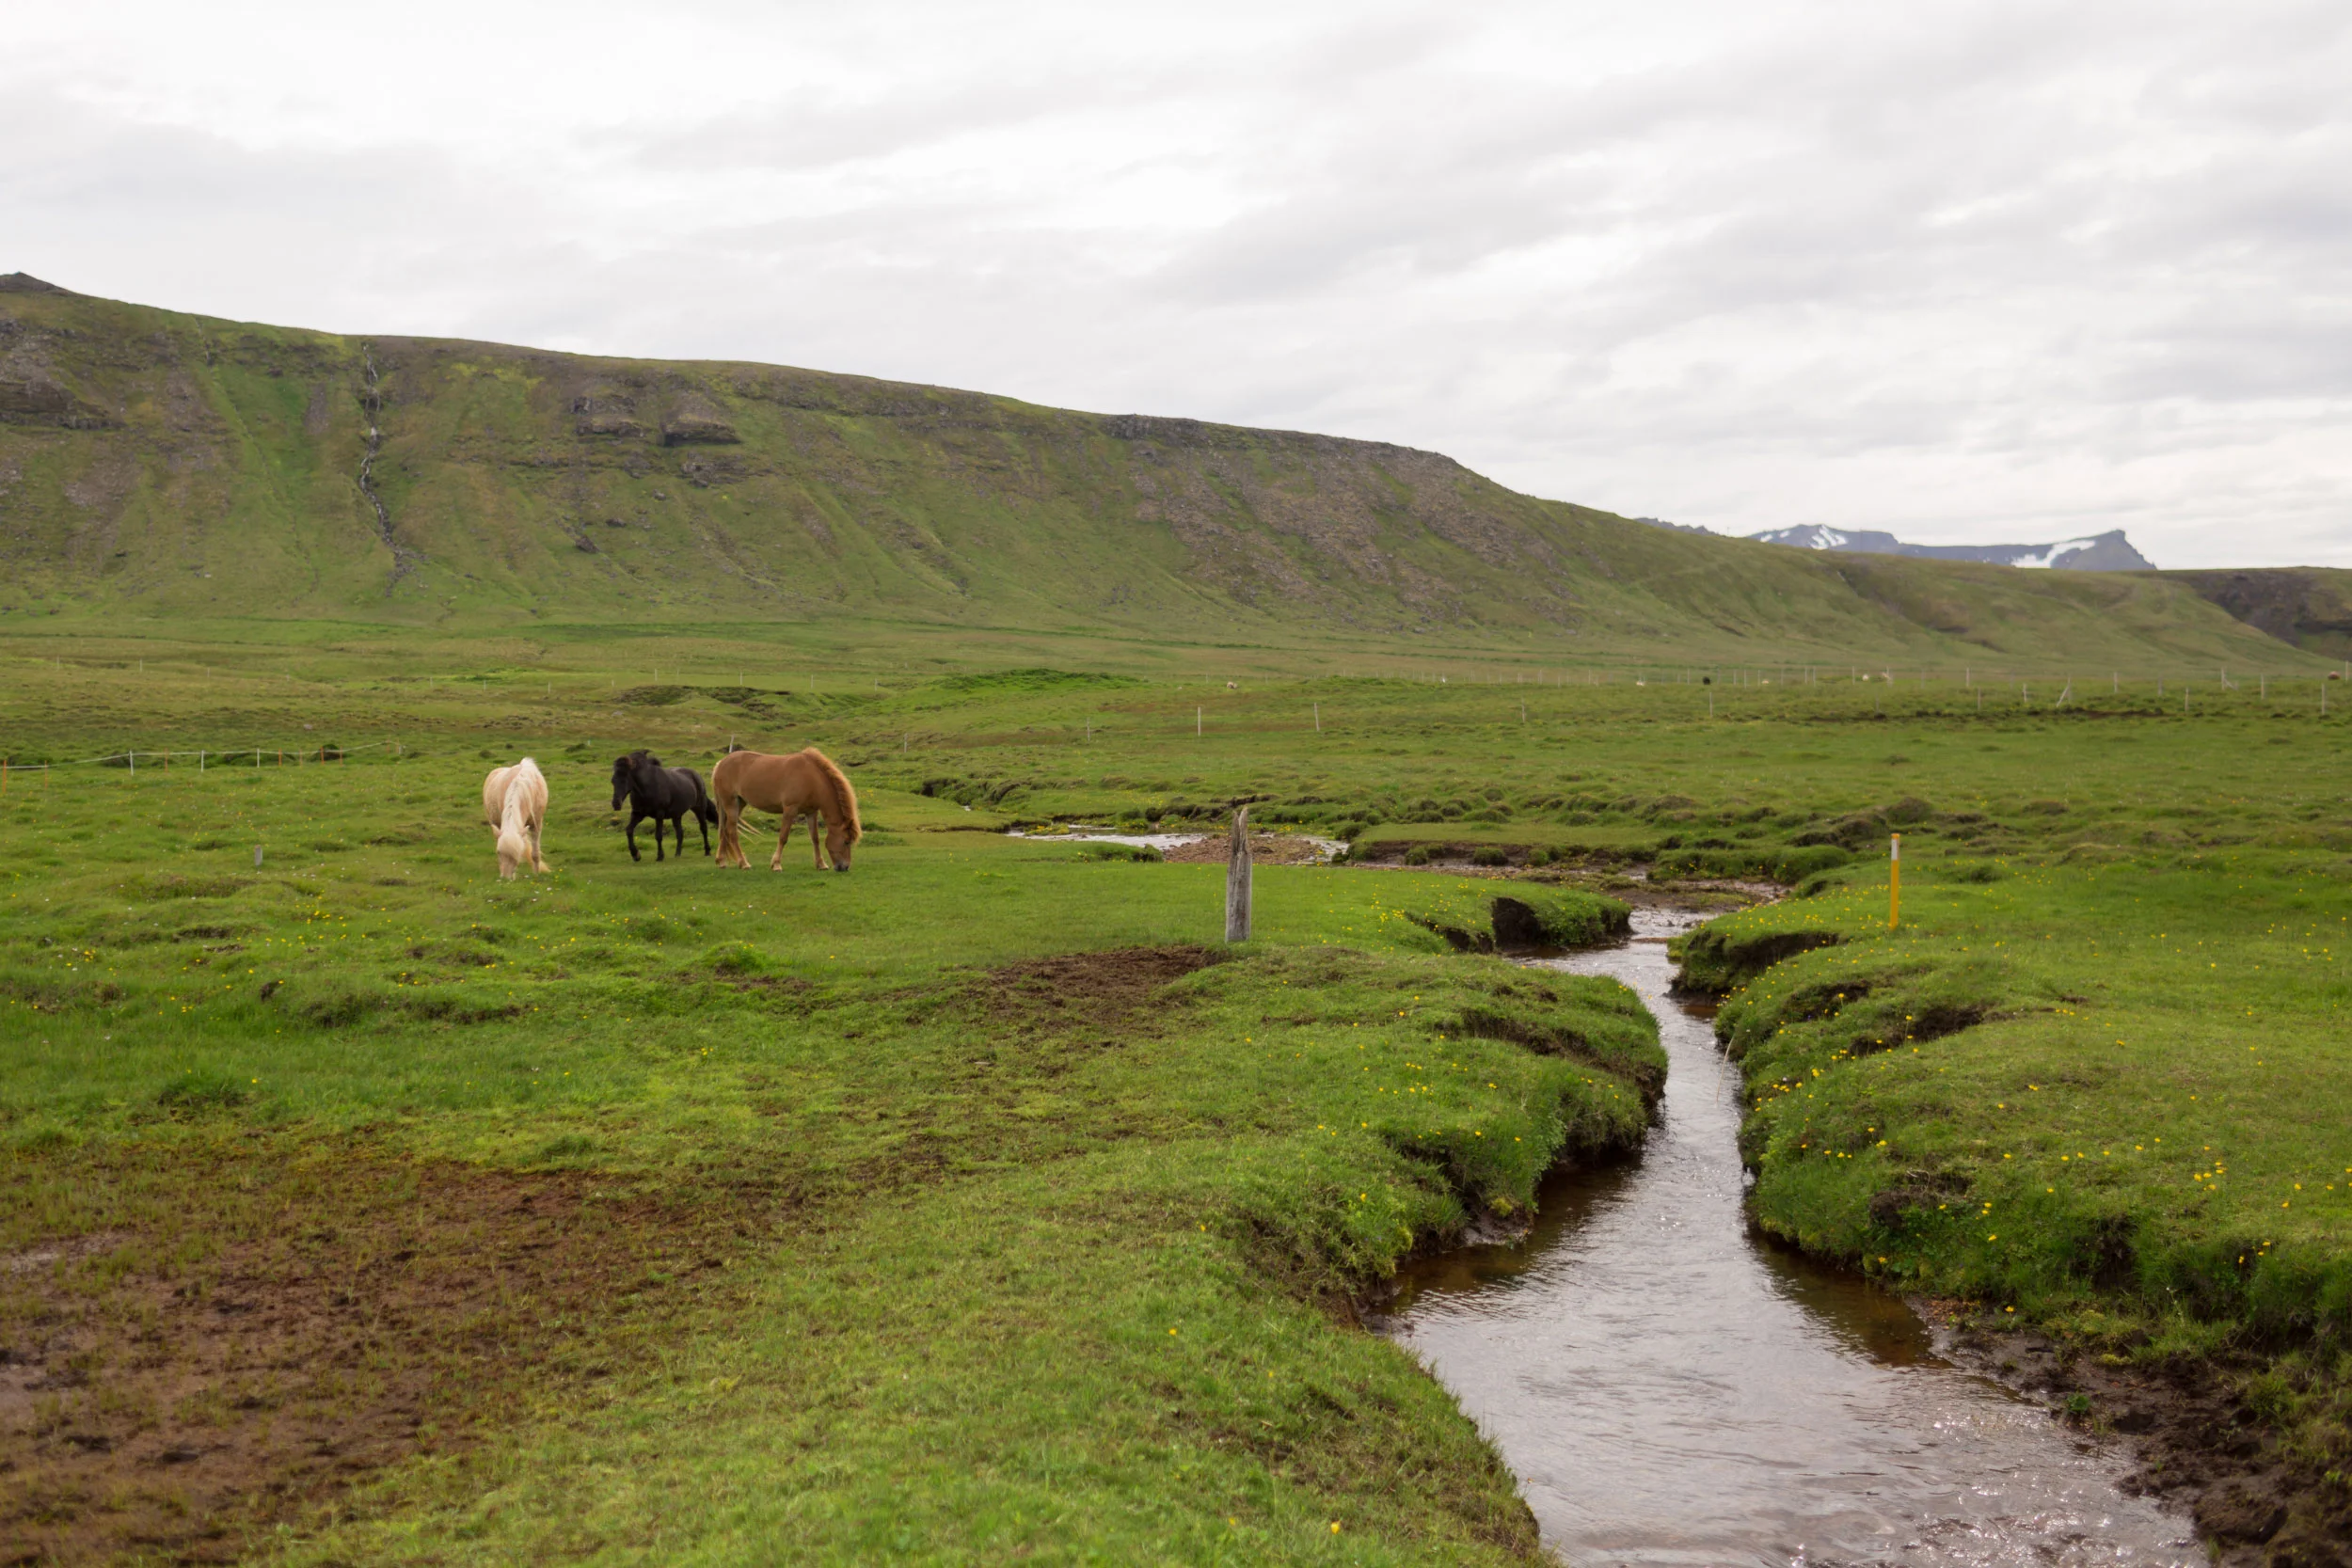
[1225,805,1252,943]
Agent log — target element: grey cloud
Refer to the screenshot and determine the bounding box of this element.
[3,0,2346,567]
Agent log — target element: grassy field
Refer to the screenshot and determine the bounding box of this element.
[3,633,2350,1560]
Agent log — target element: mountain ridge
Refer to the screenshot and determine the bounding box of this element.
[1745,523,2154,572]
[0,278,2315,671]
[1636,514,2155,572]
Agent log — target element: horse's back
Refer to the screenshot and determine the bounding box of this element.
[485,759,547,828]
[516,757,548,818]
[482,764,513,827]
[712,748,783,804]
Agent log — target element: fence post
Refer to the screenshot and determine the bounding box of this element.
[1225,806,1252,943]
[1888,833,1900,930]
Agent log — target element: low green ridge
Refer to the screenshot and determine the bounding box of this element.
[1366,878,1631,953]
[1652,843,1851,884]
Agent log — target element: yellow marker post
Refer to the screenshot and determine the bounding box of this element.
[1889,832,1901,929]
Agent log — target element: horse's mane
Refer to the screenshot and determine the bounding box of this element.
[497,759,541,864]
[803,749,861,843]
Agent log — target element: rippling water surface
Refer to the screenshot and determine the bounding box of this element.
[1386,911,2197,1566]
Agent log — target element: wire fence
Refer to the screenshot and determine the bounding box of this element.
[0,740,406,775]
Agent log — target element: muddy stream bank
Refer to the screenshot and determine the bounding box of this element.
[1379,909,2197,1566]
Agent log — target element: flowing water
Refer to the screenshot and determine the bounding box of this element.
[1386,910,2198,1566]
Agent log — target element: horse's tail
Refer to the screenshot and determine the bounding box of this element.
[708,752,742,864]
[497,759,538,872]
[689,768,718,824]
[709,751,740,810]
[804,748,861,843]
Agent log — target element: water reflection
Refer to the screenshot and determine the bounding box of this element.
[1386,911,2196,1566]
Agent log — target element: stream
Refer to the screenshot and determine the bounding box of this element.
[1384,910,2198,1566]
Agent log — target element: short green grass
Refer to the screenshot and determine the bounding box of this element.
[4,638,2350,1560]
[0,740,1650,1563]
[1692,857,2352,1321]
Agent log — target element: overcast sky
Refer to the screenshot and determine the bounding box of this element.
[8,1,2348,567]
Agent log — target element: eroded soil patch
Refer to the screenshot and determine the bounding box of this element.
[1927,1308,2352,1564]
[0,1147,787,1564]
[979,944,1222,1042]
[1160,832,1328,865]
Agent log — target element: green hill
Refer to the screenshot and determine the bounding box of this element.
[2160,567,2352,662]
[0,274,2316,673]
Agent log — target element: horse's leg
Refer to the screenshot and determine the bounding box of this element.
[658,814,671,862]
[771,812,789,872]
[532,810,549,873]
[698,809,711,855]
[626,809,643,863]
[812,813,829,870]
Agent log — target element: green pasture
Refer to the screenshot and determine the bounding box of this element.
[0,737,1654,1564]
[1683,849,2352,1488]
[2,634,2350,1560]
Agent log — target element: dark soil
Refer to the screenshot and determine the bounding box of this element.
[1925,1307,2352,1565]
[0,1148,787,1565]
[979,944,1222,1041]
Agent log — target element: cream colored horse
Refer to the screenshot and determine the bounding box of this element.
[711,747,861,871]
[481,758,550,879]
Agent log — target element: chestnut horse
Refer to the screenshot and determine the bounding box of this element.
[711,747,861,872]
[481,757,550,880]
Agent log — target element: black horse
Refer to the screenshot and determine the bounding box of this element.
[610,750,717,863]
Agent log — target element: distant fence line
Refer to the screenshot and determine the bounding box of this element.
[0,740,405,774]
